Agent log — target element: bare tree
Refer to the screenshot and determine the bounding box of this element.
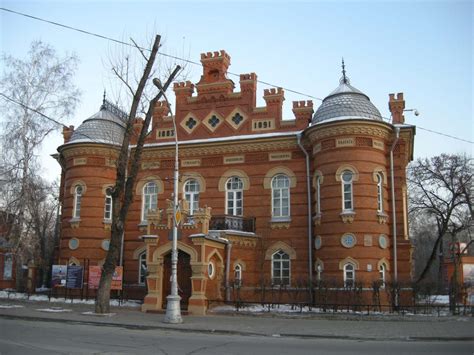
[0,41,79,287]
[95,35,181,313]
[25,177,59,288]
[408,154,473,285]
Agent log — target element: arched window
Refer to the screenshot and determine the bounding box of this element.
[226,177,243,216]
[343,263,355,287]
[316,175,322,215]
[341,170,354,211]
[184,179,200,215]
[376,172,384,212]
[139,251,147,285]
[272,250,290,286]
[73,185,83,219]
[316,263,323,282]
[272,174,290,218]
[379,263,386,288]
[142,182,158,222]
[234,264,242,287]
[104,188,112,221]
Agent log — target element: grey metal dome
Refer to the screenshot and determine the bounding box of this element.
[68,100,127,145]
[312,71,382,125]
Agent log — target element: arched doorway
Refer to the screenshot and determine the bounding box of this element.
[162,250,192,310]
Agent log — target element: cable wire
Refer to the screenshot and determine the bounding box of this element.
[0,7,323,101]
[1,8,471,145]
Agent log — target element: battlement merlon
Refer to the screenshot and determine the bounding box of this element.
[263,87,285,105]
[152,100,171,127]
[173,81,195,102]
[62,125,74,143]
[262,87,285,121]
[292,100,314,123]
[200,50,231,64]
[239,72,257,106]
[388,92,405,124]
[153,100,170,116]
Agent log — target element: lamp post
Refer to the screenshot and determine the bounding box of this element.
[155,77,183,324]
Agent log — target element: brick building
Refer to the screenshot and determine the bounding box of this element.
[57,50,415,314]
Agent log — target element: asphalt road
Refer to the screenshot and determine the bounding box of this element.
[0,318,472,355]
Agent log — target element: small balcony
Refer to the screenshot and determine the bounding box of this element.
[209,215,256,233]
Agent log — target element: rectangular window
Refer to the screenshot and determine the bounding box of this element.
[104,195,112,220]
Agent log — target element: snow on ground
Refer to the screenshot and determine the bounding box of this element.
[81,311,116,317]
[0,290,141,308]
[427,295,450,304]
[0,304,24,309]
[36,308,72,313]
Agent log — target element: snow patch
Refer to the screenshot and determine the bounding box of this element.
[81,311,116,317]
[0,304,24,309]
[36,308,72,313]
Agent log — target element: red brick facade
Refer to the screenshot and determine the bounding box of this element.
[57,50,415,314]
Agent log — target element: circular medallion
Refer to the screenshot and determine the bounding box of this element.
[68,238,79,250]
[101,239,110,251]
[315,235,322,250]
[379,234,388,249]
[341,233,356,248]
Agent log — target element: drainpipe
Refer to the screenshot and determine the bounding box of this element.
[297,133,313,298]
[390,127,400,284]
[225,240,232,302]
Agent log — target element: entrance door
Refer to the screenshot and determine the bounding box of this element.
[162,250,192,310]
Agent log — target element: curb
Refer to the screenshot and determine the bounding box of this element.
[1,313,473,342]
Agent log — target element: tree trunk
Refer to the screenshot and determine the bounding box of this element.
[95,35,162,314]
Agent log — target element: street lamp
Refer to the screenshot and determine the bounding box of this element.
[154,78,183,324]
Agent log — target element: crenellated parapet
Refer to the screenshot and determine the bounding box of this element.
[154,100,170,117]
[131,117,144,144]
[239,73,257,106]
[292,100,314,123]
[196,50,234,96]
[62,125,75,143]
[389,92,405,124]
[263,87,285,104]
[200,50,231,74]
[173,81,195,103]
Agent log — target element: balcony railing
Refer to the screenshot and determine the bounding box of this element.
[209,215,256,233]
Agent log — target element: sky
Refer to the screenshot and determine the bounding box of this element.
[0,0,472,182]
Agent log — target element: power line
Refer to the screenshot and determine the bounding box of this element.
[0,7,323,101]
[1,8,472,145]
[0,92,67,128]
[417,126,473,144]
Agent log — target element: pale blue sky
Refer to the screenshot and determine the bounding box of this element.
[1,0,472,181]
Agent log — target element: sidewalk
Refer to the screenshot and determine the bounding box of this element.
[0,298,472,342]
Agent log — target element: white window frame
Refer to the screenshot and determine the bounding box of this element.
[341,170,354,212]
[184,179,200,215]
[343,263,355,287]
[316,263,323,282]
[141,182,158,222]
[316,175,321,215]
[73,185,83,219]
[271,174,290,218]
[271,250,290,286]
[226,176,243,216]
[139,251,147,285]
[234,264,242,286]
[104,188,112,221]
[379,263,386,288]
[208,261,215,279]
[376,172,384,213]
